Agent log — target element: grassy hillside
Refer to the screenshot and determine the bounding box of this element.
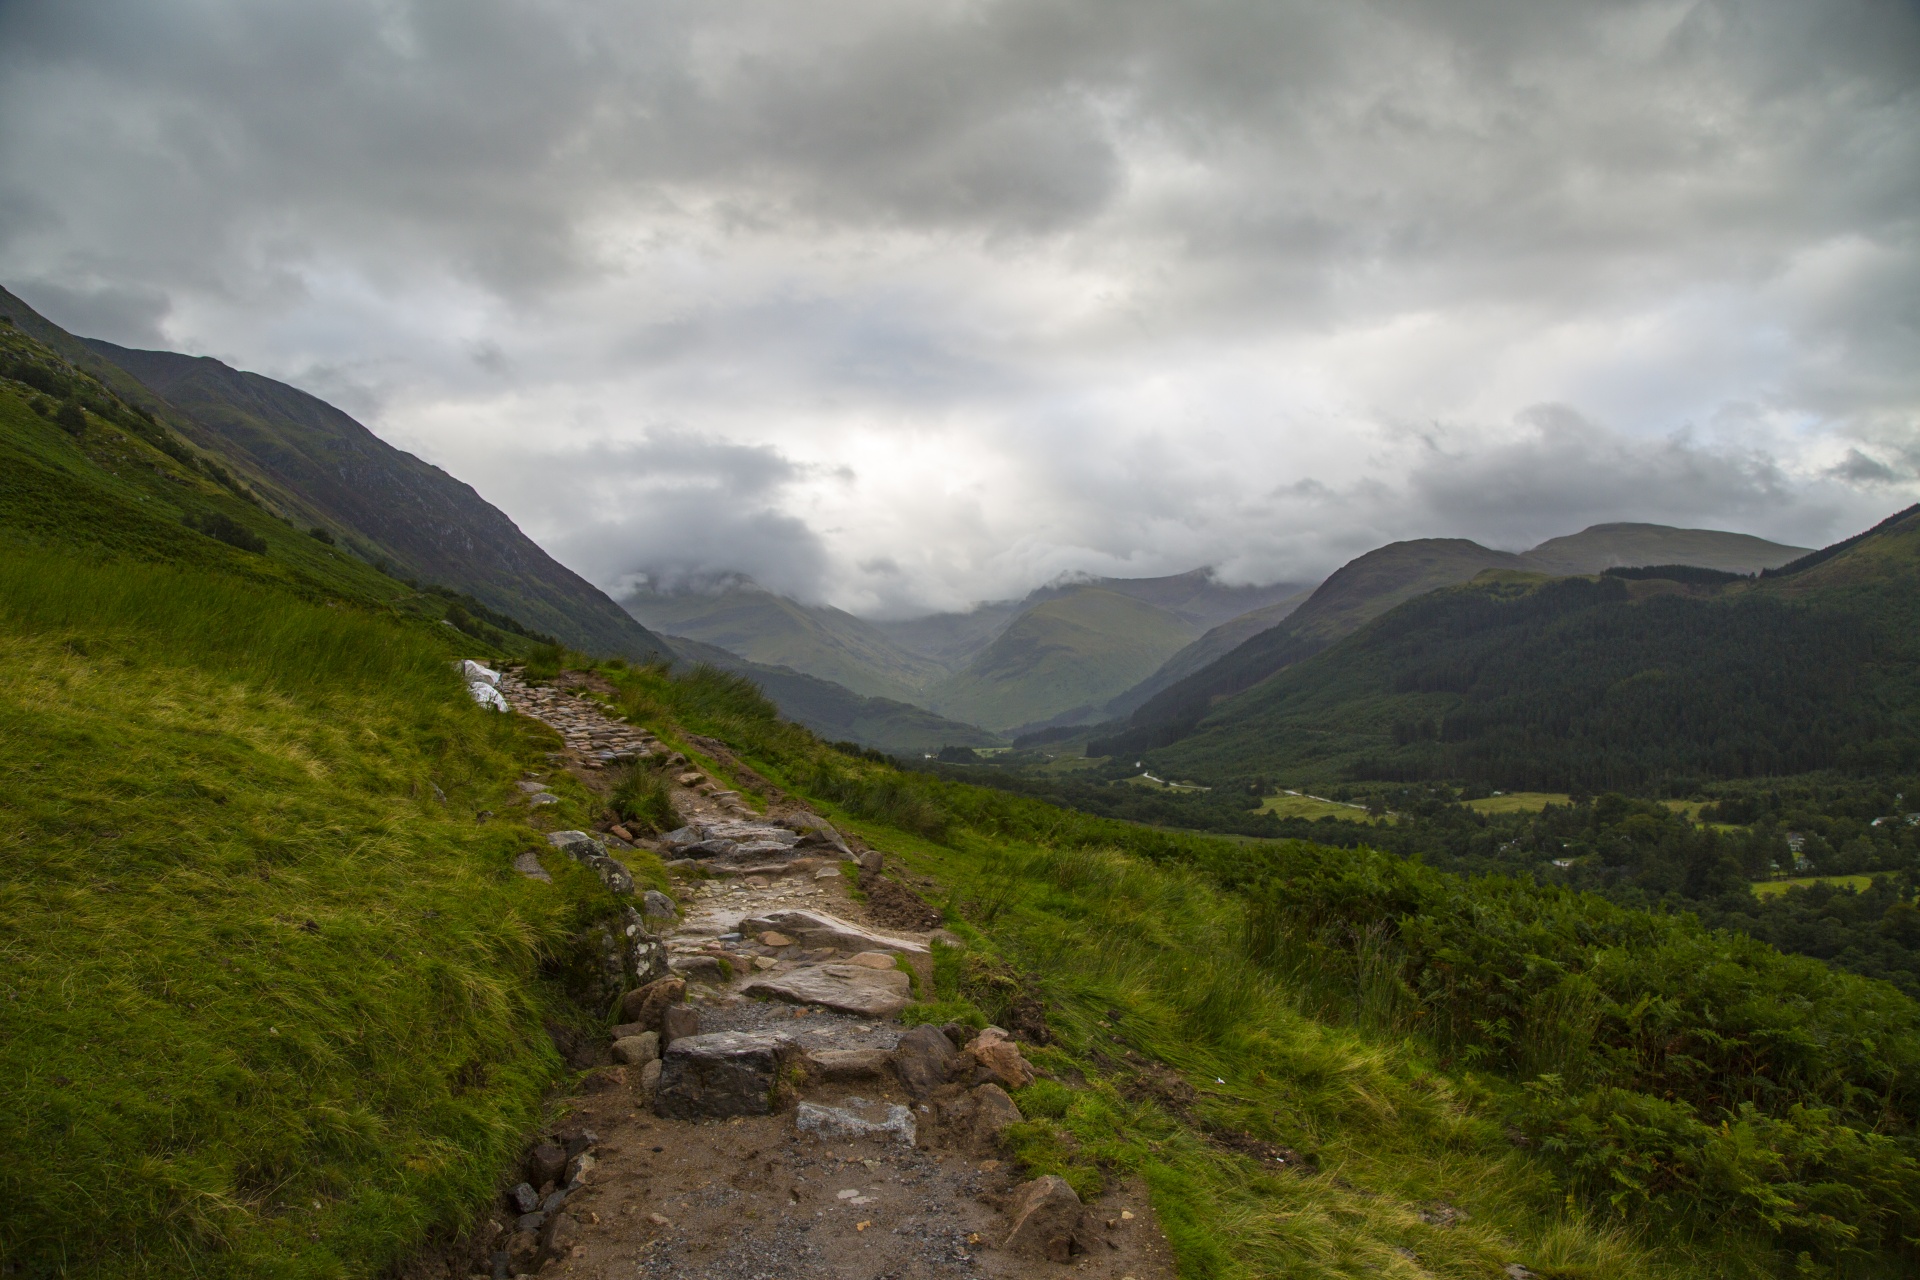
[1523,522,1807,575]
[624,581,945,701]
[663,633,1001,754]
[0,546,635,1277]
[1148,508,1920,788]
[928,586,1199,731]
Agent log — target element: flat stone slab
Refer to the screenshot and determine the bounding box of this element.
[653,1030,798,1120]
[743,962,913,1017]
[734,909,929,956]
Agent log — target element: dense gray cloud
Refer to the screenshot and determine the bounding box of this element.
[1,0,1915,612]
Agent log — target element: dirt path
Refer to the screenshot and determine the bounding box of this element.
[444,668,1179,1280]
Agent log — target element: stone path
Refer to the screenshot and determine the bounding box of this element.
[434,665,1178,1280]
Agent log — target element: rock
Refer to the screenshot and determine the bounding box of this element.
[968,1083,1023,1152]
[890,1023,958,1100]
[1505,1267,1538,1280]
[733,909,928,956]
[752,955,777,970]
[940,1023,972,1050]
[620,976,686,1029]
[846,950,898,970]
[539,1211,581,1260]
[502,1229,539,1270]
[795,1098,917,1145]
[661,1003,701,1045]
[610,1020,650,1041]
[526,1143,568,1187]
[546,830,636,897]
[564,1152,595,1188]
[813,866,840,879]
[642,890,677,920]
[639,1058,662,1096]
[460,659,502,685]
[653,1031,799,1120]
[805,1047,892,1080]
[1003,1175,1086,1262]
[515,780,549,794]
[930,928,965,949]
[612,1033,659,1066]
[742,963,912,1017]
[469,681,510,711]
[966,1026,1037,1089]
[759,931,794,947]
[671,954,732,983]
[511,851,551,882]
[509,1182,540,1214]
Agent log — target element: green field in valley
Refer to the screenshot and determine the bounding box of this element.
[1463,791,1573,813]
[1752,874,1878,898]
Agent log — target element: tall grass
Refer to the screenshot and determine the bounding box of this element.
[0,545,452,694]
[0,547,623,1278]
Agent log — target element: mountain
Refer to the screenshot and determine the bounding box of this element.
[1523,522,1809,576]
[1091,525,1810,759]
[925,586,1200,732]
[1100,587,1314,719]
[623,582,947,702]
[1147,506,1920,787]
[72,336,668,661]
[662,634,1000,755]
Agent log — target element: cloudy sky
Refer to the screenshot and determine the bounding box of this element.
[2,0,1916,615]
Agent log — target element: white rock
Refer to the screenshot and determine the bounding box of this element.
[469,681,509,712]
[459,659,501,685]
[798,1099,917,1145]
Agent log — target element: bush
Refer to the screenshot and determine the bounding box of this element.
[308,526,335,545]
[610,762,678,834]
[185,512,268,555]
[55,401,85,436]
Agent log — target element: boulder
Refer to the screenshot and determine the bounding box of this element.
[890,1023,958,1101]
[968,1083,1023,1153]
[546,830,636,897]
[639,1058,662,1096]
[620,976,686,1029]
[459,659,501,685]
[847,950,898,970]
[660,1003,701,1045]
[733,909,928,956]
[511,850,552,882]
[469,681,510,712]
[741,962,911,1017]
[966,1026,1036,1089]
[653,1031,798,1120]
[805,1047,892,1080]
[612,1032,659,1066]
[641,889,677,921]
[539,1211,581,1261]
[784,812,852,854]
[794,1098,916,1144]
[509,1181,540,1214]
[1003,1175,1086,1263]
[526,1142,568,1188]
[671,954,731,983]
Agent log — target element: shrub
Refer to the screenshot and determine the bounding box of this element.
[610,762,678,834]
[185,511,268,554]
[55,401,85,436]
[308,526,335,545]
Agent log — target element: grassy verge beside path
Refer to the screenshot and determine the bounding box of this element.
[0,549,617,1277]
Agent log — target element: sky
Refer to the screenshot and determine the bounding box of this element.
[2,0,1916,617]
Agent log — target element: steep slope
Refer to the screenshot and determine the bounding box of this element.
[1101,587,1313,719]
[78,337,668,662]
[928,586,1199,731]
[1151,507,1920,786]
[624,582,947,701]
[869,598,1025,669]
[1522,521,1807,575]
[663,633,1001,754]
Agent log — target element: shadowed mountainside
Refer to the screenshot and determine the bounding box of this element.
[79,336,669,662]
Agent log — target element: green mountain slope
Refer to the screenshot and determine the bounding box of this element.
[77,337,668,662]
[1150,506,1920,787]
[1523,520,1808,575]
[1101,586,1313,718]
[663,633,1000,754]
[1093,524,1813,760]
[928,586,1199,731]
[624,582,947,700]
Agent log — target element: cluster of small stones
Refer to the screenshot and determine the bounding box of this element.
[494,669,659,769]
